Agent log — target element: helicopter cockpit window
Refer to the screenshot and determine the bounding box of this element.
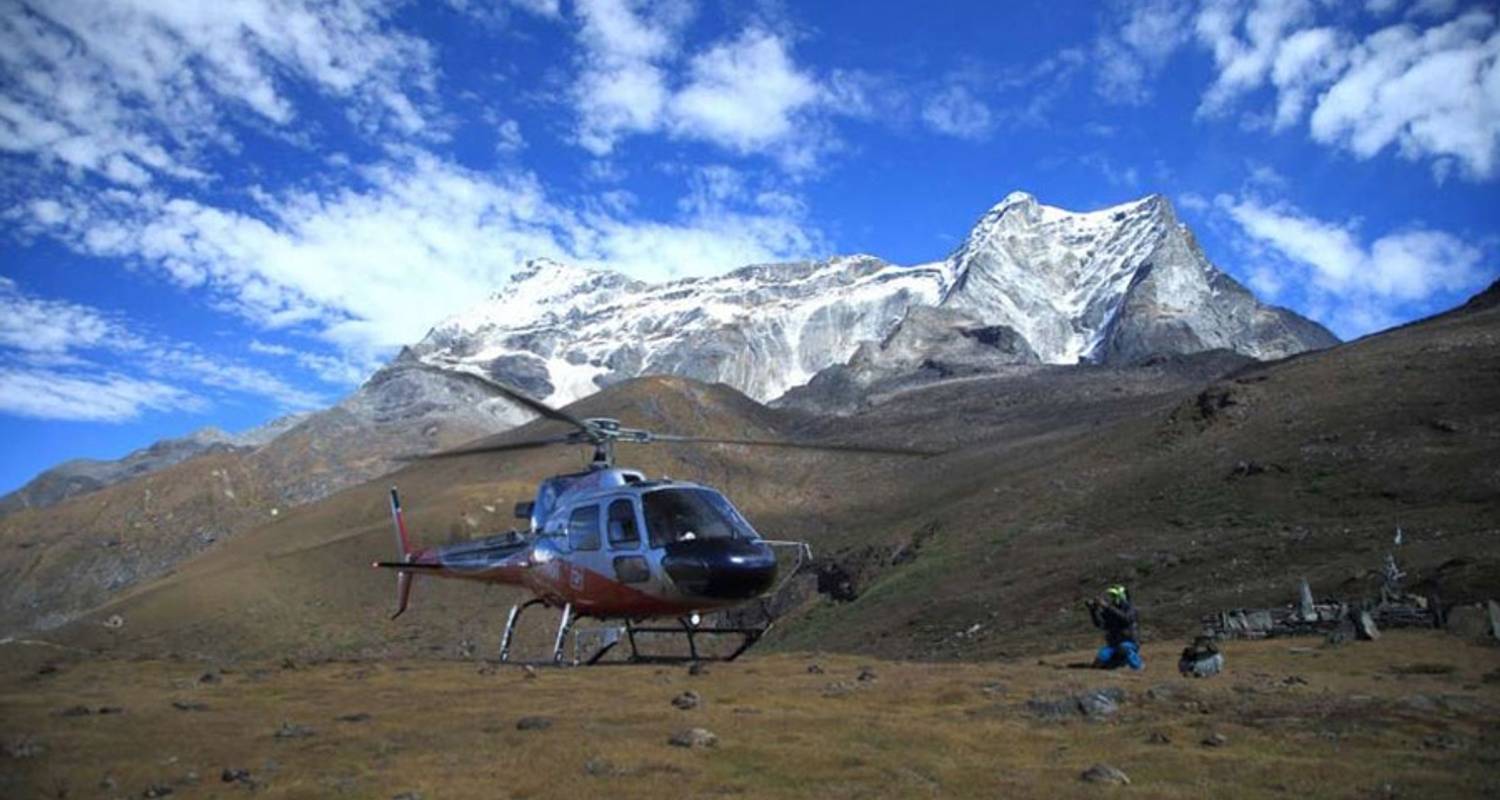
[607,498,640,549]
[643,488,758,547]
[567,505,601,551]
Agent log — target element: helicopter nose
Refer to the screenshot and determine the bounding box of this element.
[661,539,777,600]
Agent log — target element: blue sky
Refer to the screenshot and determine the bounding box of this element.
[1,0,1497,494]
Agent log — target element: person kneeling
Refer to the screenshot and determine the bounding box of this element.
[1086,584,1143,670]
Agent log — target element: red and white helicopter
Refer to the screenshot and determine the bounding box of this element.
[375,367,932,665]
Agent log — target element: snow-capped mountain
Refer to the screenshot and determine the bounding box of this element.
[943,192,1337,364]
[404,255,951,406]
[397,191,1334,415]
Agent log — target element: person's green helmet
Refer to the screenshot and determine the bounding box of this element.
[1106,584,1128,603]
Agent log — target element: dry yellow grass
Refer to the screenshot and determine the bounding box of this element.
[3,630,1497,799]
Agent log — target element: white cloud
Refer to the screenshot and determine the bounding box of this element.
[496,119,526,153]
[571,0,687,154]
[1309,11,1500,180]
[1093,0,1194,103]
[0,277,324,421]
[568,2,836,168]
[1195,0,1318,116]
[0,368,203,422]
[1218,194,1487,335]
[1091,1,1500,180]
[667,29,822,157]
[0,277,140,354]
[250,339,368,385]
[25,151,826,361]
[922,86,994,140]
[0,0,438,186]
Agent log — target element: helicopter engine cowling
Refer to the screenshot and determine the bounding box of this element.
[660,538,778,600]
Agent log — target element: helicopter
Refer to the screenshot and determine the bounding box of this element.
[374,365,934,665]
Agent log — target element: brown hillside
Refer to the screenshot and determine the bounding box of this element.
[15,290,1500,664]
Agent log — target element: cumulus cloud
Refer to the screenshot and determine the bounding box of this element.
[1309,11,1500,180]
[1092,0,1500,180]
[568,1,835,168]
[1217,194,1488,336]
[668,30,822,158]
[0,0,438,186]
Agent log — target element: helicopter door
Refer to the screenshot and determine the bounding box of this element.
[564,504,602,597]
[605,497,650,584]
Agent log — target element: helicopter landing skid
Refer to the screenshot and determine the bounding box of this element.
[579,615,770,665]
[501,600,772,666]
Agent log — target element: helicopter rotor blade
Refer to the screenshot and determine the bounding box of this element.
[398,433,580,461]
[416,362,594,434]
[649,433,942,458]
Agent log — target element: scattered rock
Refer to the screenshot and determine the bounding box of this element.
[822,681,855,697]
[273,722,315,740]
[1280,675,1309,687]
[97,705,124,715]
[671,691,701,710]
[687,661,708,676]
[1080,763,1130,785]
[220,768,252,784]
[142,784,174,798]
[197,672,220,685]
[171,701,208,712]
[1422,733,1467,751]
[1076,688,1124,718]
[583,757,620,777]
[668,728,718,749]
[1179,636,1224,678]
[1201,732,1229,747]
[458,639,476,659]
[806,664,825,675]
[3,737,45,759]
[521,665,539,680]
[516,716,553,731]
[856,666,878,682]
[181,771,200,785]
[1027,687,1126,722]
[102,615,125,629]
[980,682,1007,695]
[336,712,371,723]
[1147,732,1172,745]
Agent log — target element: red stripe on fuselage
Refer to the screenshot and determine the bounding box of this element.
[412,549,720,619]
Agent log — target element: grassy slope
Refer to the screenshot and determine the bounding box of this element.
[8,296,1498,666]
[2,631,1497,799]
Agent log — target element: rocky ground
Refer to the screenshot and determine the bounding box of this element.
[2,631,1496,798]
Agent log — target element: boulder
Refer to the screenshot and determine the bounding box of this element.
[1080,763,1130,785]
[668,728,718,749]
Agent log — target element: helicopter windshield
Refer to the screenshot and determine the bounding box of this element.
[643,488,758,547]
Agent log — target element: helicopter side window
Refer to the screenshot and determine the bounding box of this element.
[567,505,601,551]
[606,498,640,550]
[643,488,758,547]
